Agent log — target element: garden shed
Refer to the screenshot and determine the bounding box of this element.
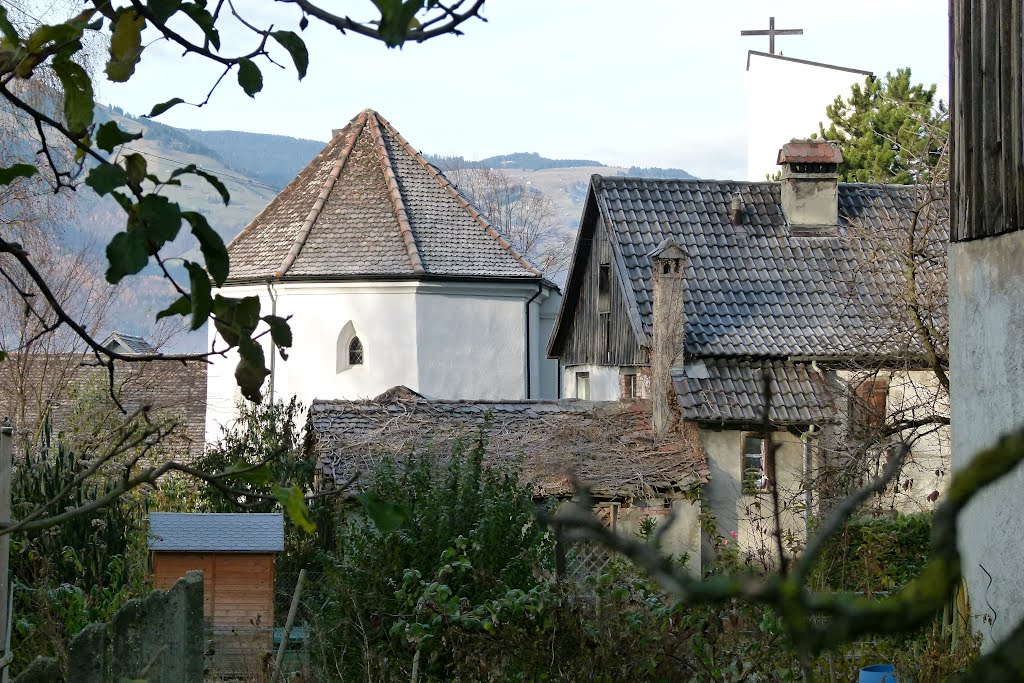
[148,512,285,673]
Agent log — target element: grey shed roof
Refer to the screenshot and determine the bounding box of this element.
[103,332,157,355]
[148,513,284,552]
[550,176,948,360]
[226,109,542,282]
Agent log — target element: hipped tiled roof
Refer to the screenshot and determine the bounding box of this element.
[148,513,284,552]
[673,360,835,425]
[227,109,541,281]
[307,395,709,500]
[561,176,947,359]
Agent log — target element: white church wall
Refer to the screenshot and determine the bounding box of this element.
[746,53,870,181]
[206,280,560,440]
[538,292,561,400]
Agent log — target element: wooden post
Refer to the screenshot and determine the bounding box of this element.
[0,419,12,683]
[269,568,305,683]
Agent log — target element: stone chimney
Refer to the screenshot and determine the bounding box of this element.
[649,238,687,437]
[776,140,843,232]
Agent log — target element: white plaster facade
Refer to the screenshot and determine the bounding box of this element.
[746,52,871,181]
[560,364,650,402]
[206,280,561,441]
[950,229,1024,648]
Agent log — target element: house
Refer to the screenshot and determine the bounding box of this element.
[149,512,284,673]
[0,334,207,459]
[306,389,709,572]
[206,109,562,441]
[745,50,872,180]
[948,0,1024,649]
[547,140,949,563]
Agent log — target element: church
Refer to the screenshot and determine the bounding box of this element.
[205,109,561,439]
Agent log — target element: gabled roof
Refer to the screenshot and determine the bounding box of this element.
[307,393,709,500]
[673,359,836,425]
[102,332,157,355]
[148,513,284,552]
[227,109,541,282]
[549,176,948,361]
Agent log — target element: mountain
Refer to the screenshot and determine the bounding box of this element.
[183,129,327,190]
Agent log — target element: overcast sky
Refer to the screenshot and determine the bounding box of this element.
[99,1,949,180]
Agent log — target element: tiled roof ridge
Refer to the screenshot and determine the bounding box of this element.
[373,112,543,278]
[226,115,359,252]
[366,112,425,274]
[311,397,598,408]
[275,111,368,277]
[594,174,923,196]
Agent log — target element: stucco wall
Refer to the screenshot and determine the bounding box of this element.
[746,54,868,181]
[950,230,1024,648]
[562,364,621,401]
[701,428,806,569]
[617,498,701,574]
[206,280,561,441]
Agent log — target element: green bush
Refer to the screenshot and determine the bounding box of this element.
[811,514,932,593]
[306,432,552,681]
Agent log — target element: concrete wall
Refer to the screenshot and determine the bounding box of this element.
[701,427,807,569]
[206,280,561,441]
[950,230,1024,648]
[746,54,868,181]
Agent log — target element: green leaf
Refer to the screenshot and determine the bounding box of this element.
[135,194,182,250]
[170,164,229,205]
[274,485,315,533]
[86,164,127,196]
[106,10,145,82]
[225,461,273,486]
[105,230,148,283]
[212,295,262,347]
[236,58,262,97]
[124,153,147,190]
[146,97,184,118]
[183,211,229,285]
[357,492,407,532]
[184,261,211,330]
[156,295,190,320]
[0,8,20,43]
[0,164,36,186]
[372,0,425,48]
[178,3,220,49]
[147,0,182,23]
[95,121,142,153]
[51,55,93,135]
[271,30,308,79]
[262,314,292,350]
[235,336,270,403]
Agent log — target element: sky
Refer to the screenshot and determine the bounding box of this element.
[97,1,949,180]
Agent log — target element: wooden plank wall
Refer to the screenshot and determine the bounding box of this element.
[151,552,275,627]
[560,217,646,367]
[951,0,1024,241]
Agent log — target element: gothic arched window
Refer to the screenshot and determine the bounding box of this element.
[348,336,364,366]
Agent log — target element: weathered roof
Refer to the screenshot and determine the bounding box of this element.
[673,359,835,425]
[148,513,284,552]
[550,176,948,360]
[227,109,541,281]
[102,332,157,355]
[307,394,709,500]
[777,140,843,165]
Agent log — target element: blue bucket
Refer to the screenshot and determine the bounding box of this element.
[859,663,897,683]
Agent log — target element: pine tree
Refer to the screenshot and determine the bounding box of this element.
[818,68,948,184]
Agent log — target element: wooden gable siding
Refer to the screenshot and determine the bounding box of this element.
[560,217,646,367]
[951,0,1024,241]
[152,552,275,628]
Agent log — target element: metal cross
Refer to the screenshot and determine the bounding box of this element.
[740,17,804,55]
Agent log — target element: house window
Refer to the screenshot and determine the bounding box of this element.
[851,377,889,438]
[742,435,767,494]
[576,372,590,400]
[348,337,364,366]
[598,264,611,314]
[621,372,637,400]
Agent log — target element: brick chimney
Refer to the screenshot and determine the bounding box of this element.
[649,238,687,437]
[777,140,843,232]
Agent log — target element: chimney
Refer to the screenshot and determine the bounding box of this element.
[649,238,688,437]
[776,139,843,232]
[729,195,744,226]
